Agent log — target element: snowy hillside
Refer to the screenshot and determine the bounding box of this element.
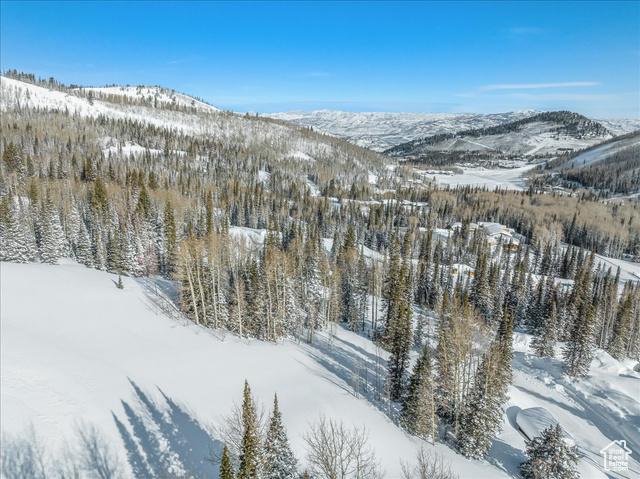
[265,110,638,153]
[265,110,540,151]
[82,85,219,112]
[0,75,390,186]
[388,112,613,159]
[0,76,217,136]
[598,119,640,137]
[2,261,639,478]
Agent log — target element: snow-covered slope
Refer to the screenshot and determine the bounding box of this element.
[265,110,638,153]
[598,119,640,137]
[265,110,540,151]
[0,76,216,135]
[421,164,536,191]
[388,112,613,159]
[3,261,639,478]
[82,85,218,112]
[0,261,502,478]
[550,132,640,172]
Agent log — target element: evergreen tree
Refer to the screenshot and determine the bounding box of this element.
[386,251,413,401]
[471,248,492,321]
[263,394,298,479]
[163,200,177,275]
[238,380,261,479]
[563,254,596,377]
[40,198,67,264]
[457,310,513,459]
[531,293,558,358]
[608,285,633,359]
[520,424,579,479]
[415,231,432,306]
[399,345,436,443]
[220,444,235,479]
[0,197,36,263]
[2,142,25,176]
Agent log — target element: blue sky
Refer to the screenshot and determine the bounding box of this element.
[1,1,638,118]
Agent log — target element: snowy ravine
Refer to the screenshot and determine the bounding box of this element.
[2,261,639,478]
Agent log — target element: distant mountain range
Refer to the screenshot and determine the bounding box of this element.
[266,110,640,153]
[386,111,615,159]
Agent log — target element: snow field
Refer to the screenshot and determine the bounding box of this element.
[2,260,639,478]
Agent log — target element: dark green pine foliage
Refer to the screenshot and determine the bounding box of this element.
[520,424,579,479]
[415,230,432,306]
[2,141,25,175]
[385,236,414,402]
[337,225,359,330]
[457,309,514,459]
[263,394,298,479]
[238,380,261,479]
[563,253,596,377]
[117,274,124,289]
[531,292,558,358]
[40,197,66,264]
[471,248,492,321]
[608,283,634,359]
[399,344,436,443]
[220,444,235,479]
[381,236,402,347]
[163,200,177,275]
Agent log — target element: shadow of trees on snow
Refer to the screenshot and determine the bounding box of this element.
[113,379,224,478]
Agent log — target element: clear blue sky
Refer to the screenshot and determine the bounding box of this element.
[1,1,638,118]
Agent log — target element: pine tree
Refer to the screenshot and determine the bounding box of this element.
[520,424,579,479]
[0,197,36,263]
[563,254,596,377]
[399,345,436,443]
[471,249,492,321]
[263,394,298,479]
[608,285,633,360]
[40,198,67,264]
[117,274,124,289]
[386,253,413,401]
[238,380,261,479]
[2,142,25,176]
[457,310,513,459]
[531,293,557,357]
[163,200,177,276]
[220,444,235,479]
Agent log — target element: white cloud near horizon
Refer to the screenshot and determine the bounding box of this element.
[480,82,598,91]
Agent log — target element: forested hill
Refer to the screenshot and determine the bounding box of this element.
[386,111,612,158]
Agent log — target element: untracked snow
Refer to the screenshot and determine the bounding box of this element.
[424,164,536,191]
[2,261,639,478]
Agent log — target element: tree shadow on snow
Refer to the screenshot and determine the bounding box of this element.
[135,277,186,324]
[112,379,223,478]
[299,330,400,420]
[487,438,527,477]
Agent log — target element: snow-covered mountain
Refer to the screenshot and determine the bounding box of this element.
[81,85,219,112]
[266,110,639,153]
[265,110,541,151]
[597,118,640,136]
[0,75,391,189]
[387,111,614,158]
[0,76,218,135]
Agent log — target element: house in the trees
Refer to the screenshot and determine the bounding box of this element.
[451,263,475,277]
